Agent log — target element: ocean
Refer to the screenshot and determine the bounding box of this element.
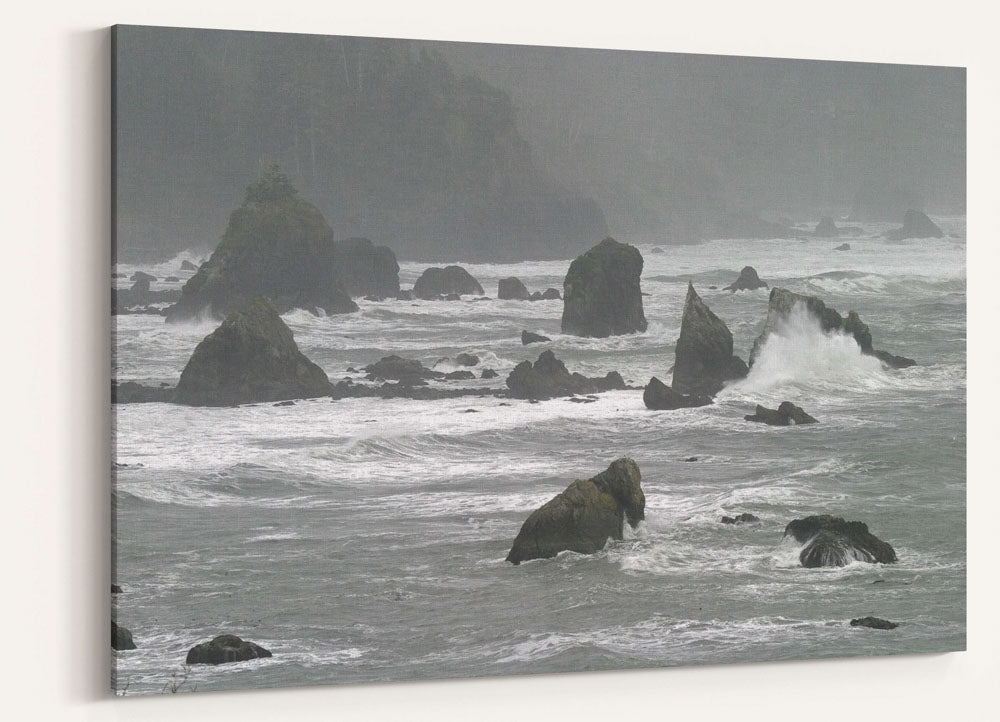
[112,218,966,694]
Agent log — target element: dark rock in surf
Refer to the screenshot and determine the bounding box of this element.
[130,271,156,283]
[364,355,442,386]
[111,584,122,594]
[396,290,414,301]
[561,237,647,337]
[721,513,760,525]
[498,277,530,300]
[445,370,476,381]
[174,297,332,406]
[164,275,180,282]
[506,350,627,400]
[530,288,561,301]
[813,217,841,237]
[744,401,817,426]
[723,266,768,292]
[682,457,698,462]
[165,168,359,321]
[481,368,499,379]
[651,247,665,254]
[850,616,899,630]
[672,283,748,396]
[112,620,136,650]
[273,400,295,407]
[521,330,551,345]
[886,209,944,240]
[643,376,712,410]
[784,515,897,568]
[834,243,851,251]
[112,381,174,404]
[455,353,480,367]
[180,259,198,271]
[185,634,272,665]
[506,458,645,565]
[413,266,484,299]
[749,287,915,369]
[330,237,400,298]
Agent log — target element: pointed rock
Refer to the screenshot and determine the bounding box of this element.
[643,376,712,410]
[886,209,943,240]
[672,283,748,396]
[723,266,769,292]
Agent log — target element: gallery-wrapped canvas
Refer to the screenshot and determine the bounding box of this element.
[111,24,966,695]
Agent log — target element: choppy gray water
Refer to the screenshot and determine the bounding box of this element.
[112,220,966,695]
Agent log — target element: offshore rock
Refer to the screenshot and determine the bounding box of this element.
[112,381,175,404]
[174,297,332,406]
[813,216,840,237]
[784,515,897,568]
[180,259,198,271]
[672,283,748,396]
[521,330,551,345]
[744,401,818,425]
[642,376,712,410]
[506,350,626,400]
[721,513,760,525]
[506,458,645,564]
[834,243,851,251]
[364,355,442,386]
[112,620,136,650]
[185,634,272,665]
[886,209,944,240]
[413,266,484,299]
[561,237,647,337]
[850,617,899,630]
[723,266,768,292]
[498,277,530,300]
[530,288,561,301]
[329,237,400,298]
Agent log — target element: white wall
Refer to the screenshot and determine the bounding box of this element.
[2,1,996,719]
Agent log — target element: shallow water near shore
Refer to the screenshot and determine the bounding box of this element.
[112,220,966,694]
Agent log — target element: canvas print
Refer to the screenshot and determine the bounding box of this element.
[111,25,966,695]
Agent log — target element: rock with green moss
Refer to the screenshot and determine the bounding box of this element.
[672,283,748,395]
[506,458,645,564]
[784,515,897,568]
[506,350,626,400]
[174,297,332,406]
[749,287,915,369]
[185,634,272,665]
[561,238,647,337]
[165,167,359,321]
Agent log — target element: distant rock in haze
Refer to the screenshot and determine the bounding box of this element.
[506,350,627,400]
[506,458,645,564]
[112,620,136,650]
[784,515,897,568]
[521,330,551,345]
[185,634,272,665]
[672,283,748,396]
[744,401,818,426]
[180,259,198,271]
[749,287,915,369]
[813,216,841,237]
[561,237,647,337]
[885,209,944,240]
[481,368,498,379]
[723,266,768,292]
[715,211,790,239]
[721,513,760,525]
[174,297,332,406]
[165,168,359,322]
[329,237,400,298]
[412,266,484,299]
[642,376,712,410]
[834,243,851,251]
[498,277,530,300]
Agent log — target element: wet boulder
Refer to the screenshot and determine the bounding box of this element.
[886,209,944,240]
[185,634,272,665]
[521,330,551,345]
[850,617,899,630]
[784,515,897,568]
[744,401,818,425]
[413,265,484,299]
[506,350,626,400]
[112,620,136,650]
[672,283,748,396]
[506,458,645,564]
[643,376,712,410]
[455,353,479,367]
[364,355,442,386]
[481,368,499,379]
[174,297,332,406]
[721,513,760,525]
[813,216,840,237]
[723,266,768,292]
[561,237,647,337]
[498,277,530,300]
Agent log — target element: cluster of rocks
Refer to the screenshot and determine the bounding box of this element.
[745,401,818,426]
[497,277,561,301]
[506,350,628,400]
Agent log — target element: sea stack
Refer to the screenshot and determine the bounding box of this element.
[166,167,359,321]
[561,237,647,337]
[672,282,748,396]
[784,515,897,568]
[328,237,401,298]
[498,277,530,300]
[506,458,645,564]
[174,297,332,406]
[886,209,944,240]
[723,266,768,292]
[412,266,484,299]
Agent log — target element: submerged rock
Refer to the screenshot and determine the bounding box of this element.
[850,616,899,630]
[721,513,760,525]
[672,283,748,396]
[112,620,136,650]
[521,330,551,345]
[413,266,484,299]
[165,168,359,321]
[784,515,897,568]
[174,297,332,406]
[813,216,840,237]
[744,401,818,425]
[506,458,645,564]
[886,209,944,240]
[185,634,272,665]
[749,287,915,369]
[643,376,712,410]
[506,350,626,400]
[723,266,768,292]
[498,277,530,300]
[834,243,851,251]
[561,237,647,337]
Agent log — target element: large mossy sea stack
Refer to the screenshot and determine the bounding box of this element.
[561,238,647,337]
[784,515,897,568]
[672,283,748,396]
[506,458,645,565]
[749,287,915,369]
[174,297,331,406]
[165,167,360,322]
[186,634,272,665]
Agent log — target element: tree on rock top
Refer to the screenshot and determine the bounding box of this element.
[165,166,359,322]
[174,296,332,406]
[561,238,647,337]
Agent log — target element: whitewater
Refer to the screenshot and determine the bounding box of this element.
[112,218,966,694]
